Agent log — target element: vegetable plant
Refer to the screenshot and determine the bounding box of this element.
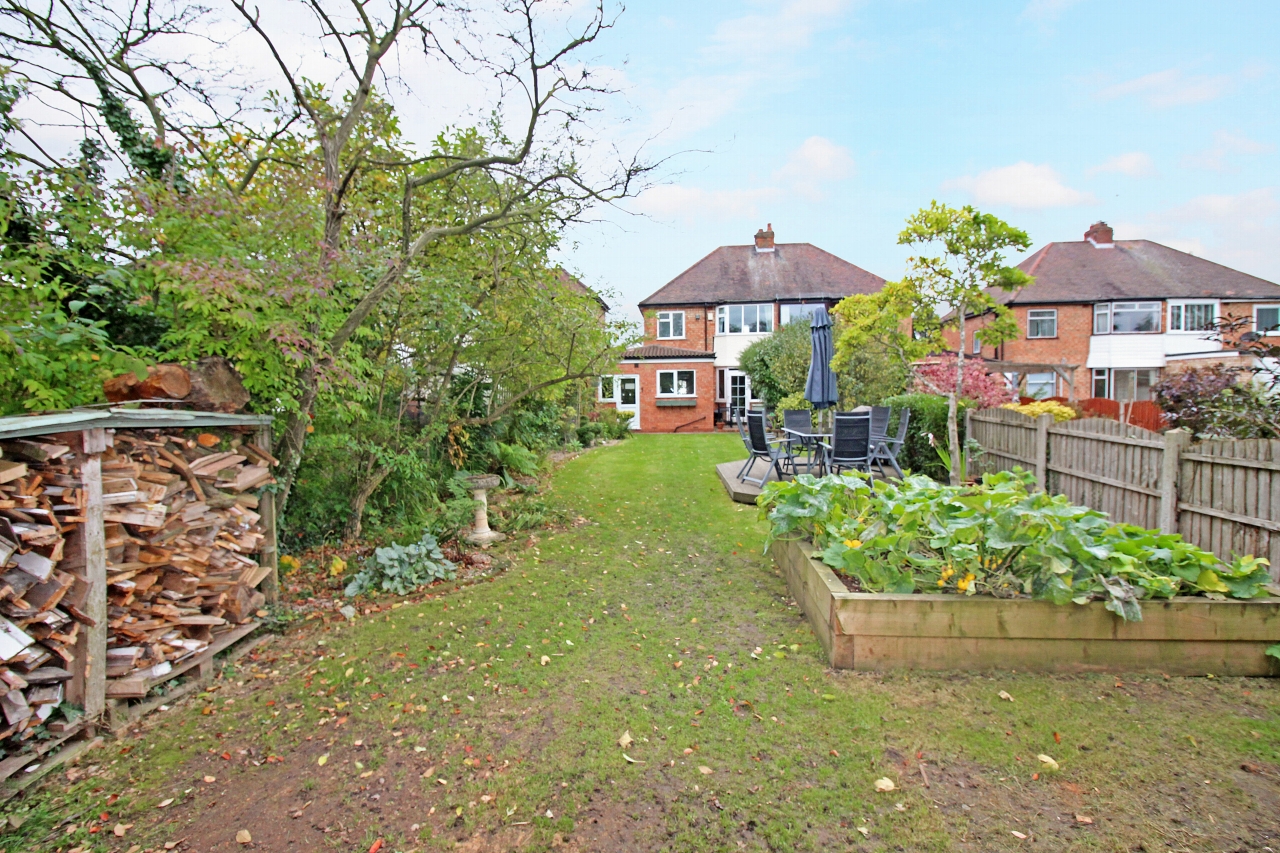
[344,532,456,597]
[759,470,1271,620]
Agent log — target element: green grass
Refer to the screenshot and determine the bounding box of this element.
[6,434,1280,852]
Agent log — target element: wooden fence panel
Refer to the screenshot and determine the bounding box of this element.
[968,408,1039,481]
[1178,439,1280,574]
[1046,418,1165,530]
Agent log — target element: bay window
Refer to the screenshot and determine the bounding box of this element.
[1168,301,1217,332]
[716,304,773,334]
[1095,302,1160,334]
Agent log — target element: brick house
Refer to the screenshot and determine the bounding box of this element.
[946,222,1280,401]
[599,226,885,432]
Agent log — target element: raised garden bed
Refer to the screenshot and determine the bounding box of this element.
[771,536,1280,675]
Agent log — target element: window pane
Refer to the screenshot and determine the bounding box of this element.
[676,370,694,395]
[1093,369,1108,398]
[1028,310,1056,338]
[619,378,636,405]
[672,312,684,337]
[717,369,725,399]
[973,331,981,353]
[1135,369,1156,401]
[599,376,614,401]
[1094,304,1110,334]
[1113,369,1137,401]
[1026,372,1055,398]
[1170,304,1182,331]
[658,314,670,337]
[1112,303,1159,333]
[759,306,773,333]
[717,307,725,333]
[659,372,674,394]
[743,304,757,332]
[1185,303,1214,331]
[1259,306,1280,333]
[729,305,743,333]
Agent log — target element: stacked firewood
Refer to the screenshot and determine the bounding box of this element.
[102,430,273,698]
[0,436,94,745]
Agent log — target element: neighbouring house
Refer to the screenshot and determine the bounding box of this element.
[947,222,1280,401]
[599,225,886,432]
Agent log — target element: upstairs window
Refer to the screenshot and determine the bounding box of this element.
[716,304,773,334]
[657,369,695,396]
[656,311,685,339]
[1027,309,1057,339]
[781,303,822,325]
[1256,305,1280,335]
[1095,301,1160,334]
[1169,301,1217,332]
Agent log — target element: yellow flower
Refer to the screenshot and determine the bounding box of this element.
[843,539,862,549]
[937,578,946,587]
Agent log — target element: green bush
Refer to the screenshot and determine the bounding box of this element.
[344,531,456,597]
[880,393,975,481]
[759,470,1271,621]
[596,408,633,440]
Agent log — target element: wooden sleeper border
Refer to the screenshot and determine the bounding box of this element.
[771,537,1280,675]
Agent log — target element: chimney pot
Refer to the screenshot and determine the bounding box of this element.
[1084,221,1114,247]
[754,224,776,251]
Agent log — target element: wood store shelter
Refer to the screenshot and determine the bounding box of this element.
[0,406,278,782]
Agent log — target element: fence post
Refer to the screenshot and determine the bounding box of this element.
[1033,414,1051,490]
[1159,429,1191,534]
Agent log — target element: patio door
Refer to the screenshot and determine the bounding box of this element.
[728,372,750,420]
[616,376,639,430]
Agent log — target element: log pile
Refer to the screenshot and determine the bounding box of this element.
[0,436,95,745]
[101,430,274,699]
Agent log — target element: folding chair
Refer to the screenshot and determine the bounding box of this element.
[871,408,910,478]
[740,411,792,487]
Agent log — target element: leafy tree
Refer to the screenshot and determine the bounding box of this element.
[739,319,814,408]
[835,204,1030,484]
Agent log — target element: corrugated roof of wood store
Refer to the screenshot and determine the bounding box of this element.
[0,407,272,441]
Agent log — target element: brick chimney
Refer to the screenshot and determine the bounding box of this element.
[754,224,775,252]
[1085,221,1114,247]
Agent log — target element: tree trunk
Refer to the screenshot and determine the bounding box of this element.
[946,392,961,486]
[344,463,392,541]
[274,362,322,514]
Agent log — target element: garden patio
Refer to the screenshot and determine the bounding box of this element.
[8,435,1280,852]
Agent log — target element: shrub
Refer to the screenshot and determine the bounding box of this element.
[880,393,975,481]
[913,354,1013,408]
[344,531,456,597]
[1154,366,1280,438]
[759,470,1271,621]
[1002,400,1076,422]
[596,408,633,440]
[739,319,814,408]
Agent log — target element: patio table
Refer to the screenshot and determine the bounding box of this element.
[782,427,831,477]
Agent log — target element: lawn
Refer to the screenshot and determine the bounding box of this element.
[7,434,1280,852]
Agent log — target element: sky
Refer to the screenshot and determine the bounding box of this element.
[549,0,1280,325]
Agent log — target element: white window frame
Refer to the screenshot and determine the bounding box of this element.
[1094,301,1161,334]
[1027,309,1057,339]
[656,369,696,397]
[781,303,821,325]
[598,375,616,402]
[656,311,685,340]
[716,304,774,335]
[1255,304,1280,336]
[1025,372,1056,399]
[972,330,982,354]
[1091,369,1109,399]
[1168,300,1218,334]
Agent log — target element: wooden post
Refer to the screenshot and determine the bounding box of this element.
[1159,428,1191,535]
[1033,414,1051,490]
[256,424,279,605]
[77,428,108,729]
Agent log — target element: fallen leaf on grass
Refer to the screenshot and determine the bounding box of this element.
[1075,814,1093,825]
[236,829,252,844]
[317,754,329,766]
[1037,754,1059,771]
[1011,830,1028,839]
[821,694,836,702]
[1053,731,1061,744]
[113,823,132,837]
[157,798,174,808]
[874,777,895,792]
[540,655,550,666]
[203,775,215,783]
[998,690,1014,702]
[368,840,384,853]
[622,753,644,764]
[618,731,633,749]
[698,766,713,775]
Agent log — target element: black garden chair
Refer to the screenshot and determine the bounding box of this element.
[870,408,910,479]
[740,411,792,487]
[820,411,873,478]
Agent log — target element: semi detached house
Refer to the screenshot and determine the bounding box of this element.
[599,226,885,432]
[951,222,1280,401]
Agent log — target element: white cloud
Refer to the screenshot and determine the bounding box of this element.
[705,0,853,59]
[1020,0,1084,24]
[1096,65,1262,108]
[772,136,855,201]
[1086,151,1156,177]
[631,184,781,222]
[943,162,1095,209]
[1119,188,1280,280]
[1181,130,1273,172]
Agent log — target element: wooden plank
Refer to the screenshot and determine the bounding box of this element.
[1181,453,1280,473]
[256,428,279,605]
[715,460,763,505]
[78,430,107,725]
[1178,501,1280,535]
[1046,466,1162,498]
[1048,426,1166,450]
[850,635,1275,676]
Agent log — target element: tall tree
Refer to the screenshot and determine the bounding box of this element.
[834,203,1030,484]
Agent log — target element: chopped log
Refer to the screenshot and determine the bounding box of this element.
[0,461,27,485]
[102,357,249,412]
[136,364,193,400]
